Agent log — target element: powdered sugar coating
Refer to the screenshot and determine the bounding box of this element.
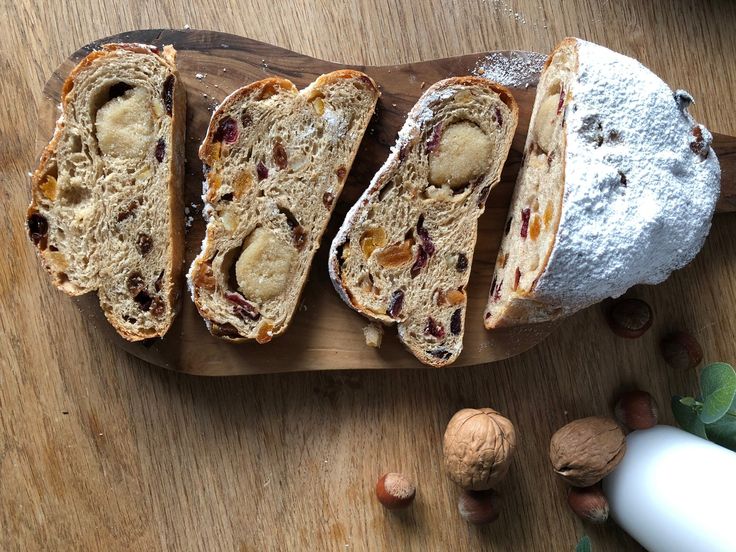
[535,39,720,306]
[472,51,546,89]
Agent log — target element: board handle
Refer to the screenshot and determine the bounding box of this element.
[714,132,735,212]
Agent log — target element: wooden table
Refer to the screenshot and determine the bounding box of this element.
[2,1,735,550]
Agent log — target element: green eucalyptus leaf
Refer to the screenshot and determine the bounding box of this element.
[575,535,592,552]
[672,395,708,438]
[705,415,736,452]
[700,363,736,424]
[679,396,700,408]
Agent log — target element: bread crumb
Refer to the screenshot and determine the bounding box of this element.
[195,72,206,80]
[363,323,384,348]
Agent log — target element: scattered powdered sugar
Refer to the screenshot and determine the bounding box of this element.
[472,51,547,88]
[536,39,720,307]
[195,72,206,80]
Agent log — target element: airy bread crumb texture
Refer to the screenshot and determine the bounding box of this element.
[188,71,379,342]
[330,78,518,367]
[27,44,185,341]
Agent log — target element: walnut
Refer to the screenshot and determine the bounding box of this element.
[549,416,626,487]
[428,122,493,188]
[443,408,517,491]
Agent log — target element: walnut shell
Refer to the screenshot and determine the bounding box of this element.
[549,416,626,487]
[443,408,517,491]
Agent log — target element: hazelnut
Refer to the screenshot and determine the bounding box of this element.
[567,485,609,524]
[614,390,658,431]
[549,416,626,487]
[660,331,703,370]
[428,122,493,188]
[606,298,653,338]
[443,408,517,491]
[458,489,500,525]
[375,473,415,510]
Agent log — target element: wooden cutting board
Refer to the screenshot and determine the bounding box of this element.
[37,29,736,376]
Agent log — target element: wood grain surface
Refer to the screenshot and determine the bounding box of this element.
[3,1,736,550]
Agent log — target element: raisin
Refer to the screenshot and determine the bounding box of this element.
[162,75,175,116]
[557,88,566,114]
[416,216,435,256]
[211,322,242,338]
[256,161,269,180]
[425,124,442,153]
[109,82,133,100]
[154,139,166,162]
[241,111,252,127]
[154,271,164,292]
[322,192,334,209]
[618,171,627,187]
[126,272,145,295]
[387,290,405,318]
[520,208,531,238]
[214,117,238,144]
[28,213,48,245]
[410,245,428,278]
[504,216,513,236]
[455,253,468,272]
[336,166,346,180]
[477,185,491,207]
[292,226,308,251]
[134,291,153,311]
[117,200,139,222]
[424,317,446,340]
[450,309,462,335]
[224,291,260,321]
[513,267,521,290]
[690,126,709,158]
[220,192,234,202]
[494,107,503,126]
[150,298,166,317]
[273,140,288,169]
[493,279,503,301]
[428,348,451,360]
[136,233,153,256]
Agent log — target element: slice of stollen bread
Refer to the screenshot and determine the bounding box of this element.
[484,38,721,329]
[188,71,379,342]
[27,43,186,341]
[329,77,518,367]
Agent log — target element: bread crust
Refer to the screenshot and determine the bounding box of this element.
[329,77,518,366]
[28,43,185,341]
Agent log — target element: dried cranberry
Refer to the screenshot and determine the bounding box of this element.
[256,161,269,180]
[450,309,462,335]
[426,124,442,153]
[690,126,709,157]
[134,290,153,311]
[336,166,346,180]
[214,117,238,144]
[224,291,260,321]
[273,141,288,169]
[162,76,175,116]
[126,272,145,295]
[455,253,468,272]
[513,267,521,290]
[387,289,405,318]
[410,245,428,278]
[428,348,451,360]
[416,216,435,256]
[520,208,531,238]
[504,216,513,236]
[424,317,446,340]
[28,213,48,245]
[136,233,153,256]
[557,88,566,114]
[322,192,334,209]
[154,139,166,162]
[494,107,503,127]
